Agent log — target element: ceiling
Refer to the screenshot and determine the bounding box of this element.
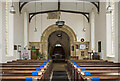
[23,1,95,13]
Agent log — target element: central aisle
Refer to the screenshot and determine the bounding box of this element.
[51,62,69,81]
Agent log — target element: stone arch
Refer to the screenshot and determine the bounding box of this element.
[40,24,77,59]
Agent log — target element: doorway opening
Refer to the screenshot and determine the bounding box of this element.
[52,44,65,60]
[48,31,70,62]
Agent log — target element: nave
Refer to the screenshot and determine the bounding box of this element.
[0,0,120,81]
[0,59,120,81]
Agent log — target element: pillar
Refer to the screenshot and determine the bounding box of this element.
[90,11,95,51]
[24,12,29,49]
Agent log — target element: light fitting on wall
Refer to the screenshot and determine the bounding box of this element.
[106,5,113,13]
[56,12,65,27]
[56,13,65,28]
[34,2,37,32]
[83,28,86,32]
[106,0,113,13]
[56,0,65,28]
[10,1,16,14]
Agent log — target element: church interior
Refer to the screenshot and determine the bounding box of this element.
[0,0,120,81]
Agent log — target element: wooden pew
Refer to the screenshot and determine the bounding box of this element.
[1,70,44,74]
[70,60,107,63]
[67,60,120,81]
[68,60,118,64]
[1,63,44,65]
[1,60,48,64]
[9,60,48,63]
[77,67,120,70]
[0,60,53,81]
[0,60,48,65]
[1,75,43,81]
[81,75,120,81]
[0,62,52,81]
[0,67,45,70]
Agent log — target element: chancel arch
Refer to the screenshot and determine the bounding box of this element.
[40,24,77,59]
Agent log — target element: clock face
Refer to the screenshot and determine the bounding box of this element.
[79,44,86,50]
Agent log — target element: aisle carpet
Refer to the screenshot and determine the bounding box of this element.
[51,63,69,81]
[52,71,69,81]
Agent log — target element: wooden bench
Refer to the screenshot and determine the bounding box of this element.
[3,60,48,63]
[0,60,53,81]
[67,60,120,81]
[1,75,44,81]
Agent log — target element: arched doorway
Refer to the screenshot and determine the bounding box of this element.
[40,24,77,60]
[48,31,70,61]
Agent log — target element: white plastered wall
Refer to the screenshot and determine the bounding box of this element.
[95,2,119,63]
[0,1,2,63]
[1,2,24,63]
[29,12,90,42]
[118,1,120,63]
[94,2,107,60]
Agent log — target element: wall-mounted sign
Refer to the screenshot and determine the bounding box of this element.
[79,44,87,50]
[18,45,21,52]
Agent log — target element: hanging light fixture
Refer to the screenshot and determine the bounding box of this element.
[82,1,86,32]
[56,18,65,28]
[56,0,65,28]
[106,0,113,13]
[56,21,65,27]
[10,0,16,14]
[34,1,37,32]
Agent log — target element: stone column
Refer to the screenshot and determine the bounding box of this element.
[90,11,95,51]
[24,12,29,48]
